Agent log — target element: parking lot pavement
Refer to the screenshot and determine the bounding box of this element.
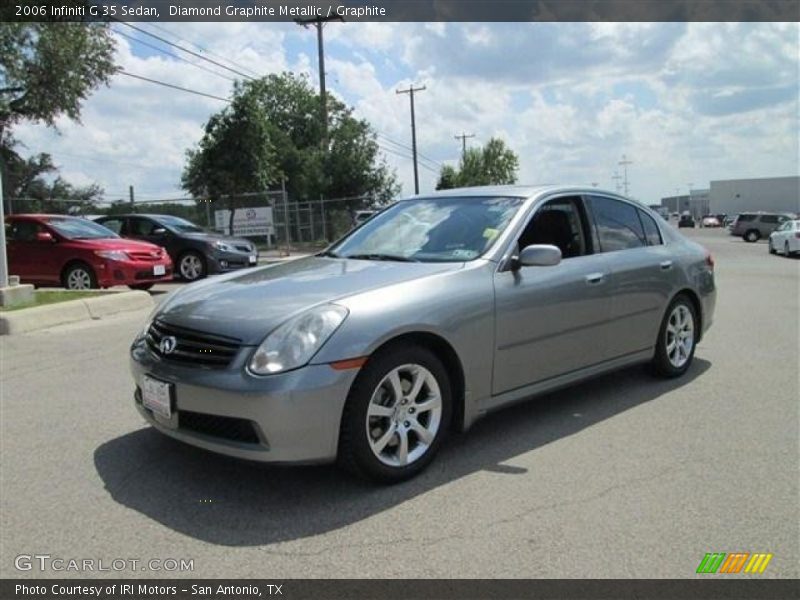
[1,229,797,579]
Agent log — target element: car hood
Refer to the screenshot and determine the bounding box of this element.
[156,256,462,344]
[77,238,164,253]
[181,232,253,247]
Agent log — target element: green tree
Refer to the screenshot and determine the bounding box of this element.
[182,85,277,233]
[435,137,519,190]
[182,73,399,226]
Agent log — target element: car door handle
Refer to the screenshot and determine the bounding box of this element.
[585,272,605,285]
[660,260,673,270]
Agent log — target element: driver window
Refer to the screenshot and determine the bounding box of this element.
[516,197,590,259]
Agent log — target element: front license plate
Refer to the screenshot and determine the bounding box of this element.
[248,255,257,264]
[142,375,172,419]
[153,264,166,276]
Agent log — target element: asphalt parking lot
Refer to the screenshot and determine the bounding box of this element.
[1,228,797,579]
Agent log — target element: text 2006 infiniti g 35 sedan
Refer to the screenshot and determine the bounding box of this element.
[131,185,716,482]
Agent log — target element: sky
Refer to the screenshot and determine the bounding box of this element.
[13,21,800,205]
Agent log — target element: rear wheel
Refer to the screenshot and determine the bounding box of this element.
[63,263,97,290]
[651,295,697,378]
[744,229,760,242]
[338,343,452,483]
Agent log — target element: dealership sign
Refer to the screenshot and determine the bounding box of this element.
[215,207,274,237]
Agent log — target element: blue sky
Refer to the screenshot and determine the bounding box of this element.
[14,22,799,204]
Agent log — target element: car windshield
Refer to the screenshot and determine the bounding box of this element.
[46,218,119,240]
[329,196,524,262]
[156,215,204,233]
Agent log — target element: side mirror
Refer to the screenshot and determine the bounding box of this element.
[517,244,562,268]
[36,232,55,243]
[152,228,167,236]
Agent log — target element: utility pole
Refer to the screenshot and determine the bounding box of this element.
[295,14,343,149]
[454,132,475,160]
[397,84,426,194]
[129,185,135,212]
[0,158,8,288]
[618,154,633,196]
[612,171,622,193]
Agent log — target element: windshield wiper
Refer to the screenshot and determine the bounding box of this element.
[342,253,419,263]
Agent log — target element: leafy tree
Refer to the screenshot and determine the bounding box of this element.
[182,73,399,228]
[436,137,519,190]
[182,84,278,233]
[0,21,117,137]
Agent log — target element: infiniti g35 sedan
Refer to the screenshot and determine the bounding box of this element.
[130,185,716,482]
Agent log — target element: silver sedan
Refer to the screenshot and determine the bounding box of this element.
[130,185,716,482]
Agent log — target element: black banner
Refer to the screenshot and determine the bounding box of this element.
[3,579,800,600]
[2,0,799,23]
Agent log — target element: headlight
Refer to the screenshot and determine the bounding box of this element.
[249,304,348,375]
[211,240,236,253]
[95,250,128,261]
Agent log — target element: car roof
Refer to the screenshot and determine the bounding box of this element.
[407,184,628,201]
[6,214,82,220]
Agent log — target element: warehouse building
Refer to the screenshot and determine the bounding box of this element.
[708,176,799,215]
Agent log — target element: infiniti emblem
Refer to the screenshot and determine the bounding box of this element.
[160,336,177,355]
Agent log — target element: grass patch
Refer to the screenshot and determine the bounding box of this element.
[0,291,110,312]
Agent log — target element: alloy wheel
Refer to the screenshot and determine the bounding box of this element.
[365,364,443,468]
[180,254,203,280]
[67,268,92,290]
[665,305,694,368]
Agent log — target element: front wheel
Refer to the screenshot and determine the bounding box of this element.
[338,344,452,483]
[178,251,206,281]
[63,263,98,290]
[768,239,776,254]
[651,295,697,378]
[786,241,794,258]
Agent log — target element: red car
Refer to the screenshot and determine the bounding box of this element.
[5,214,173,290]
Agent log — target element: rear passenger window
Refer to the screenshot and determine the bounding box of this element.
[100,219,123,234]
[760,215,779,224]
[638,210,663,246]
[737,214,756,222]
[589,196,646,252]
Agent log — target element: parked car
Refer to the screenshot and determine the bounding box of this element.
[130,185,716,482]
[678,213,695,228]
[93,214,258,281]
[768,219,800,257]
[701,216,721,228]
[723,215,737,229]
[730,212,794,242]
[5,214,172,290]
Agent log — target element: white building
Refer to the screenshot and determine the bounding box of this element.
[708,176,799,215]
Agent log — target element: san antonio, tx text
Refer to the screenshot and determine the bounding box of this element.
[16,583,282,596]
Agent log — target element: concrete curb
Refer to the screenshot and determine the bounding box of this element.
[0,291,153,335]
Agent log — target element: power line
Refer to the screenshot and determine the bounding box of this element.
[376,133,441,169]
[113,28,237,83]
[119,71,231,103]
[116,20,257,81]
[143,22,262,79]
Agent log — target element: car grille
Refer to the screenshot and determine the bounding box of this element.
[145,320,242,368]
[179,410,261,445]
[128,250,164,262]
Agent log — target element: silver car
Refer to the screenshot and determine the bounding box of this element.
[131,185,716,482]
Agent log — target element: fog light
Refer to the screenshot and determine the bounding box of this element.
[220,260,228,268]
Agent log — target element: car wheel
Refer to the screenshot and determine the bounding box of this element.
[651,295,697,378]
[744,230,760,242]
[62,263,97,290]
[128,283,154,291]
[338,343,452,483]
[769,239,776,254]
[785,241,793,258]
[178,251,206,281]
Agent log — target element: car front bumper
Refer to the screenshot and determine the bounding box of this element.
[129,337,358,464]
[95,258,173,287]
[206,250,259,274]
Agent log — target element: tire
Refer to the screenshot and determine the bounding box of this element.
[338,343,452,483]
[651,295,698,378]
[177,251,206,281]
[129,283,154,291]
[785,241,793,258]
[769,239,776,254]
[743,230,760,243]
[62,263,98,290]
